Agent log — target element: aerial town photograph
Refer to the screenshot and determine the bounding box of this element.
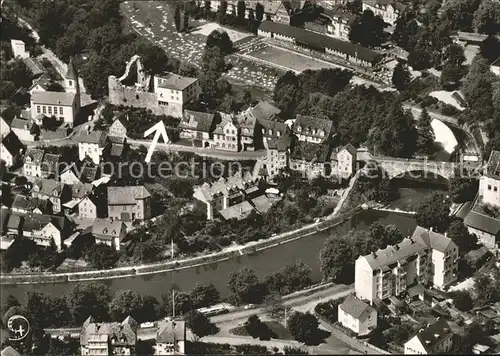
[0,0,499,354]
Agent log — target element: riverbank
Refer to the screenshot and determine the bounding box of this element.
[0,207,362,285]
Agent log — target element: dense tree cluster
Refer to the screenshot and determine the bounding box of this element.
[349,9,386,48]
[415,192,451,232]
[287,312,321,345]
[320,223,404,281]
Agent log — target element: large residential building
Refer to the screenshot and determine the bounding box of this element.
[258,21,383,67]
[338,295,377,335]
[258,133,294,178]
[91,219,128,251]
[76,131,108,164]
[154,73,200,118]
[362,0,406,26]
[355,226,458,304]
[0,132,24,167]
[236,110,258,151]
[107,186,152,222]
[213,112,240,152]
[154,320,186,355]
[293,115,334,144]
[404,319,453,355]
[179,110,215,147]
[463,151,500,249]
[80,316,138,356]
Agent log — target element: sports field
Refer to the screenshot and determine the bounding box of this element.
[247,45,338,72]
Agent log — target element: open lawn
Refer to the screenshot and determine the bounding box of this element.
[229,321,294,340]
[247,45,338,73]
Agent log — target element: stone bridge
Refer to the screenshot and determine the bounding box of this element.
[368,156,481,180]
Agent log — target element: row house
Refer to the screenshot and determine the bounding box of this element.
[178,110,216,148]
[154,73,201,118]
[463,150,500,249]
[107,186,152,222]
[213,112,240,152]
[355,226,459,304]
[11,195,52,216]
[362,0,407,26]
[12,213,70,251]
[258,133,294,178]
[293,115,334,144]
[80,316,138,356]
[0,132,24,168]
[59,157,100,185]
[23,148,61,178]
[30,178,71,213]
[193,171,262,220]
[91,219,128,251]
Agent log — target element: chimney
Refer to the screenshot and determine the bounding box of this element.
[429,227,433,232]
[372,252,377,258]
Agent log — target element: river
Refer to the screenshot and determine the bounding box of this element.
[1,210,418,303]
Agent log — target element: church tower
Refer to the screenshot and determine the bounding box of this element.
[64,58,81,108]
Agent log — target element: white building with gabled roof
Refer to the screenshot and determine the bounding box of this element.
[404,318,453,354]
[153,73,200,118]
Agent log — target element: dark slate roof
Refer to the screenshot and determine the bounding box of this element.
[7,215,22,230]
[107,186,151,205]
[91,219,126,241]
[70,183,93,199]
[413,319,453,354]
[251,101,281,122]
[267,133,293,152]
[42,153,61,173]
[339,295,375,321]
[22,214,67,233]
[66,58,78,80]
[258,118,288,137]
[464,209,500,235]
[31,91,76,106]
[486,150,500,179]
[24,148,44,164]
[294,115,334,139]
[258,21,382,63]
[76,131,108,145]
[31,178,66,198]
[1,132,24,157]
[180,110,215,133]
[156,320,186,343]
[411,226,455,253]
[0,106,20,126]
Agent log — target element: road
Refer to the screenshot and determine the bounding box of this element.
[403,104,459,126]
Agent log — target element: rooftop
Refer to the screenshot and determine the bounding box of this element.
[485,150,500,179]
[91,219,126,240]
[1,132,24,157]
[464,206,500,236]
[31,91,76,106]
[156,73,198,91]
[31,178,67,198]
[81,316,138,347]
[267,133,294,152]
[258,21,382,63]
[411,226,455,254]
[411,319,453,353]
[339,295,376,321]
[107,186,151,205]
[193,171,256,202]
[250,101,281,122]
[294,115,334,139]
[219,200,255,220]
[290,141,331,162]
[156,320,185,343]
[24,147,44,164]
[75,130,108,145]
[180,110,215,133]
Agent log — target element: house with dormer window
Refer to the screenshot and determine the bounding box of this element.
[293,115,334,144]
[404,319,454,354]
[21,214,70,251]
[30,179,70,213]
[92,219,127,251]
